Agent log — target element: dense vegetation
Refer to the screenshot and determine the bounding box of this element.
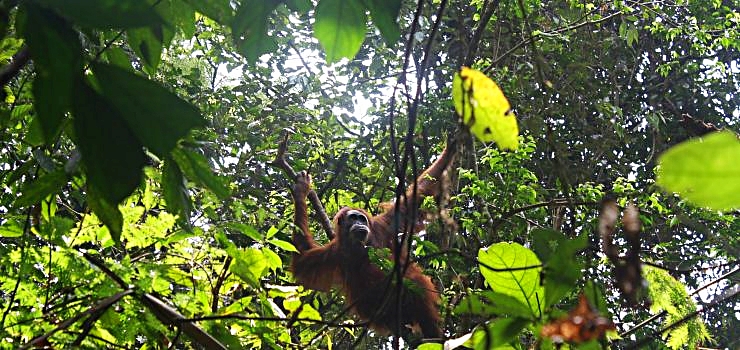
[0,0,737,349]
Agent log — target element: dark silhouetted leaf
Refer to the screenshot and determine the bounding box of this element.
[182,0,233,24]
[365,0,401,45]
[87,186,124,244]
[171,147,230,199]
[163,157,192,228]
[127,26,166,72]
[231,0,280,63]
[19,3,82,144]
[533,229,587,308]
[16,170,68,207]
[91,62,206,157]
[34,0,163,29]
[284,0,311,13]
[470,317,529,349]
[71,78,146,205]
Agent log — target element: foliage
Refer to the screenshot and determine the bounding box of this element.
[0,0,738,349]
[644,266,711,349]
[657,131,740,211]
[452,67,519,149]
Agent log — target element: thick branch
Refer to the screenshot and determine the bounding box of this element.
[0,46,29,87]
[270,132,334,239]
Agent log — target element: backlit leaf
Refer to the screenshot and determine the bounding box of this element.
[478,242,544,317]
[314,0,366,63]
[453,67,519,150]
[657,131,740,211]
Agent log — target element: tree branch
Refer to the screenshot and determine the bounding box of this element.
[0,46,29,87]
[270,131,334,239]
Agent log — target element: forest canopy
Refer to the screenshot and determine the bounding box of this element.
[0,0,738,349]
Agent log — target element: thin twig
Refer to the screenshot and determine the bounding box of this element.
[270,131,334,239]
[20,290,134,350]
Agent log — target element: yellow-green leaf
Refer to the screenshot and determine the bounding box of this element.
[657,131,740,211]
[452,67,519,150]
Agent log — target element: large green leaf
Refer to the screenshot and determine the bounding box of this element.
[71,79,147,206]
[162,156,192,228]
[227,246,268,288]
[469,317,530,350]
[314,0,367,63]
[34,0,162,29]
[91,62,207,157]
[171,147,230,199]
[181,0,233,23]
[365,0,401,45]
[657,131,740,211]
[455,290,536,319]
[19,3,82,144]
[87,183,125,244]
[127,26,167,72]
[479,242,544,317]
[231,0,280,63]
[532,229,587,308]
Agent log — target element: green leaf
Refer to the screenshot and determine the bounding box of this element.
[314,0,367,63]
[644,266,711,349]
[126,26,166,72]
[532,229,587,308]
[268,238,299,252]
[91,62,207,157]
[261,247,282,271]
[227,222,262,241]
[470,318,530,349]
[181,0,233,23]
[626,27,639,47]
[0,219,23,238]
[34,0,163,29]
[479,242,544,317]
[452,67,519,149]
[228,247,268,288]
[162,157,191,227]
[455,290,536,319]
[365,0,401,45]
[71,78,147,205]
[284,0,312,13]
[87,186,124,243]
[19,3,82,144]
[657,131,740,211]
[231,0,280,63]
[171,147,230,199]
[103,47,134,71]
[16,170,68,207]
[159,0,196,38]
